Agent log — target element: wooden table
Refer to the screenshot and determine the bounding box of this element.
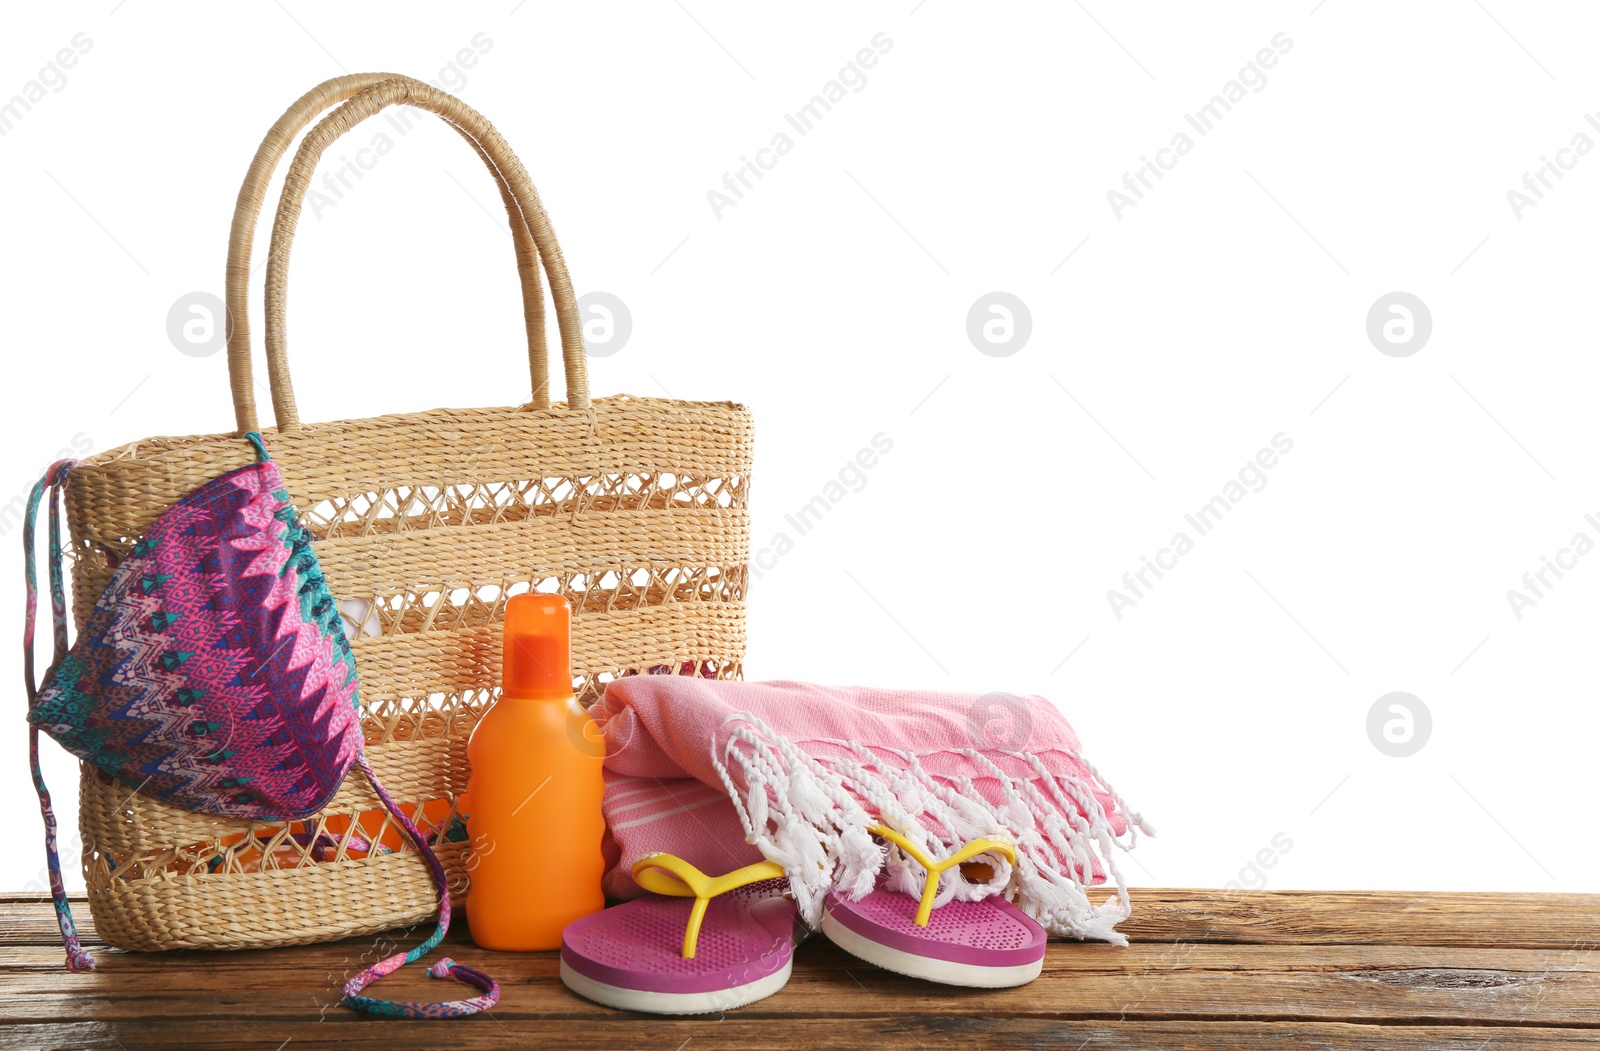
[4,889,1598,1049]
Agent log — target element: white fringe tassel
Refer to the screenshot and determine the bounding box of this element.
[710,712,1155,945]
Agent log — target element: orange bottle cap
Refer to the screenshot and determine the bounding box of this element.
[502,593,571,699]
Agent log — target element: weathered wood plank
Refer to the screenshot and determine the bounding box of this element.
[3,1019,1597,1051]
[2,939,1596,1027]
[7,888,1599,949]
[1117,888,1600,948]
[0,897,97,949]
[5,889,1597,1048]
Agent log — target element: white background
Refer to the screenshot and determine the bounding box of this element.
[2,0,1595,896]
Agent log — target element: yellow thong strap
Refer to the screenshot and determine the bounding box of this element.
[631,853,786,959]
[872,825,1017,928]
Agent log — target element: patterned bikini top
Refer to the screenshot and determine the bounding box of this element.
[23,432,496,1018]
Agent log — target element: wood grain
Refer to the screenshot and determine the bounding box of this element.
[6,1020,1599,1051]
[3,941,1596,1026]
[3,889,1597,1050]
[1116,887,1600,948]
[12,887,1597,948]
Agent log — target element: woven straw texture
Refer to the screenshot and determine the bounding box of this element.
[59,74,752,952]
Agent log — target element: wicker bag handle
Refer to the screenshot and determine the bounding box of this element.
[227,74,556,433]
[262,78,590,430]
[246,77,598,431]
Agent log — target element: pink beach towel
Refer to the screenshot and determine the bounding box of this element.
[592,678,1151,944]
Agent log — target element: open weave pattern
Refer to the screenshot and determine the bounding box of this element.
[713,714,1154,946]
[64,403,751,951]
[54,74,752,954]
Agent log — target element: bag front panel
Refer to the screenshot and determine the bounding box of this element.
[60,397,752,949]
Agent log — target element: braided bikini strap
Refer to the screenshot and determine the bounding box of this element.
[22,459,95,973]
[250,428,496,1016]
[341,755,500,1018]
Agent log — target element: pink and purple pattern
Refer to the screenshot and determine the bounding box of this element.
[30,452,361,819]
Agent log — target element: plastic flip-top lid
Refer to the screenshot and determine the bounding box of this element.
[502,593,571,699]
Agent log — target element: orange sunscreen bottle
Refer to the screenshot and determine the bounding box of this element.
[465,593,605,951]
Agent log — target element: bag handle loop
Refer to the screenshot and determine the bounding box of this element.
[227,74,551,432]
[227,75,588,433]
[262,78,590,432]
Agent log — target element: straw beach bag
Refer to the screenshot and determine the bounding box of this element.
[58,74,752,952]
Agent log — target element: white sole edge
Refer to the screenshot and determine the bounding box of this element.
[821,912,1044,988]
[559,957,793,1015]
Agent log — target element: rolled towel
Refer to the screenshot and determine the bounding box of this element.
[593,678,1151,945]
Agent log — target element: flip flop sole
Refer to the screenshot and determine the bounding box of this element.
[821,910,1044,988]
[560,956,793,1014]
[822,886,1048,989]
[560,884,798,1014]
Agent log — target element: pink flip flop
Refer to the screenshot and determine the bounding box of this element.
[561,855,801,1014]
[821,826,1047,988]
